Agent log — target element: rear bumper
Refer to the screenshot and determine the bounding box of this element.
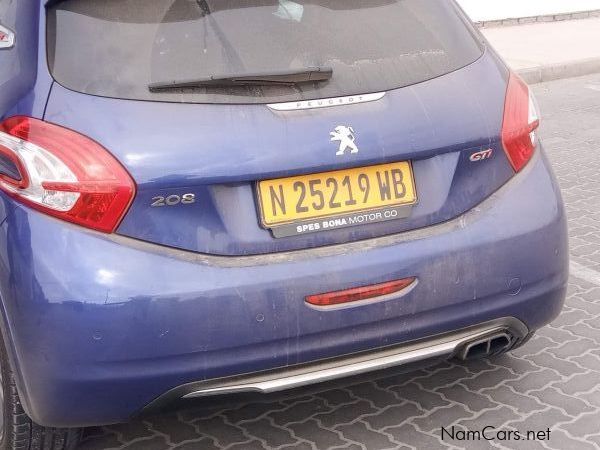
[142,317,528,415]
[0,148,568,427]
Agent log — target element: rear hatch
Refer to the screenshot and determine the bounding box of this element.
[44,0,514,256]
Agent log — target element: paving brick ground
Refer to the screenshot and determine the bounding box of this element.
[77,73,600,450]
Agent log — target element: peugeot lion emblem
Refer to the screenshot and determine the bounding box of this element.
[331,125,358,156]
[0,25,15,49]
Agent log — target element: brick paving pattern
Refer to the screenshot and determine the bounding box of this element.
[78,73,600,449]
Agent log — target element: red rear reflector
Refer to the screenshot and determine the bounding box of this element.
[306,278,416,307]
[501,72,540,172]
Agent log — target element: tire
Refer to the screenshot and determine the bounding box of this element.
[0,333,82,450]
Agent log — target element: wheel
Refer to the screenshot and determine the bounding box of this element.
[0,332,81,450]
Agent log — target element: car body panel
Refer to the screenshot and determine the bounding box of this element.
[0,0,45,225]
[0,148,568,426]
[44,50,514,255]
[0,0,52,120]
[0,0,37,115]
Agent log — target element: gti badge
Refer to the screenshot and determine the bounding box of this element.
[0,25,15,49]
[470,148,493,162]
[331,125,358,156]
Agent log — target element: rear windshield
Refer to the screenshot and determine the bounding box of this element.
[47,0,483,104]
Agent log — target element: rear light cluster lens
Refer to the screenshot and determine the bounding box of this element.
[0,116,135,232]
[501,72,541,172]
[306,277,416,307]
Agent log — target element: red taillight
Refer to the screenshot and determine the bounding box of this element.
[0,116,135,233]
[501,73,540,172]
[306,278,416,307]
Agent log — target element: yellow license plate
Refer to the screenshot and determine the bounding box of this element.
[257,161,417,227]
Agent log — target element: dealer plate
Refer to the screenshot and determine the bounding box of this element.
[257,161,417,237]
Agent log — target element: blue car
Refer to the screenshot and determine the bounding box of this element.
[0,0,568,448]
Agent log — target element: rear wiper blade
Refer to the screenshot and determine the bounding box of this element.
[148,67,333,92]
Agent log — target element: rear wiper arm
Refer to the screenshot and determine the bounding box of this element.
[148,67,333,92]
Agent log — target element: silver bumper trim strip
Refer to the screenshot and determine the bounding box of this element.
[183,325,514,399]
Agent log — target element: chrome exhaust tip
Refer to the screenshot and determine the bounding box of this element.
[456,331,513,361]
